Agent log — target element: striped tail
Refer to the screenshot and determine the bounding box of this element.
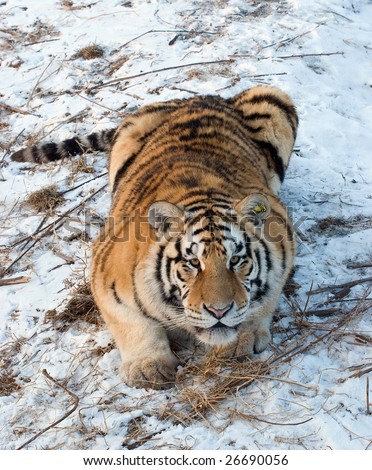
[11,128,117,163]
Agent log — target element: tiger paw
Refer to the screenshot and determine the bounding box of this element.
[119,354,179,389]
[253,327,271,354]
[209,328,271,360]
[210,337,253,361]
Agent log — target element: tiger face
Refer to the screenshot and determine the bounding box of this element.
[148,193,270,346]
[175,228,252,346]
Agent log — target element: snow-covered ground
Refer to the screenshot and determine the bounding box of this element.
[0,0,371,450]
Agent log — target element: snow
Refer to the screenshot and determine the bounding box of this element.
[0,0,371,451]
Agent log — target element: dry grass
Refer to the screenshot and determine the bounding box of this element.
[108,55,130,76]
[0,337,27,371]
[73,44,105,60]
[46,281,102,329]
[310,215,372,237]
[0,375,21,396]
[186,69,205,80]
[71,155,95,174]
[25,185,65,213]
[0,338,26,396]
[67,155,95,186]
[60,0,75,8]
[163,357,272,424]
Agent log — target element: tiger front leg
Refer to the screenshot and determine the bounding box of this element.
[101,307,179,389]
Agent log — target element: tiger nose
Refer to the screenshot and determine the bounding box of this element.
[204,303,233,319]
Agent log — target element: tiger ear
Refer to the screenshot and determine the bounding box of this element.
[148,201,185,237]
[234,194,270,227]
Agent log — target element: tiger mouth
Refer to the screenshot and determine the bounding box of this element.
[196,322,240,332]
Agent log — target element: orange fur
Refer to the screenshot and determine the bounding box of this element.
[91,86,298,388]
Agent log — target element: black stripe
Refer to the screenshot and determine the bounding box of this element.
[155,247,182,307]
[252,282,269,302]
[236,241,244,253]
[280,241,287,273]
[242,94,297,136]
[155,246,165,286]
[174,114,263,138]
[253,247,262,275]
[246,263,254,276]
[176,270,186,282]
[184,196,232,210]
[32,146,41,163]
[138,102,182,115]
[119,121,134,130]
[185,243,195,256]
[87,132,99,150]
[103,127,117,147]
[113,153,138,192]
[63,138,83,157]
[243,233,252,257]
[112,123,161,192]
[174,239,182,257]
[243,112,272,120]
[179,130,220,142]
[260,238,273,272]
[132,265,159,322]
[181,289,189,301]
[111,281,122,304]
[192,223,231,237]
[252,278,262,289]
[165,256,173,283]
[252,138,285,182]
[41,142,59,161]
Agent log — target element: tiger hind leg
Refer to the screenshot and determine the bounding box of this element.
[230,86,298,193]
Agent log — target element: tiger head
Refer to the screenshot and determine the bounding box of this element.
[148,194,271,346]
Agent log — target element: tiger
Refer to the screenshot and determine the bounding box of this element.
[11,85,298,389]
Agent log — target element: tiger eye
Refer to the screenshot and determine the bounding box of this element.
[230,255,240,266]
[189,258,200,267]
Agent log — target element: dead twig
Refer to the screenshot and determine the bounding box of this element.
[231,410,313,427]
[261,25,321,50]
[17,369,79,450]
[124,431,161,450]
[0,276,31,287]
[61,171,108,195]
[340,366,372,382]
[303,307,342,317]
[0,101,39,116]
[274,51,344,59]
[112,28,217,54]
[24,38,60,47]
[86,59,233,92]
[306,277,372,296]
[347,262,372,269]
[27,56,56,108]
[230,52,344,60]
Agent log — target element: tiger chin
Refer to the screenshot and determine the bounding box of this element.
[11,85,298,389]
